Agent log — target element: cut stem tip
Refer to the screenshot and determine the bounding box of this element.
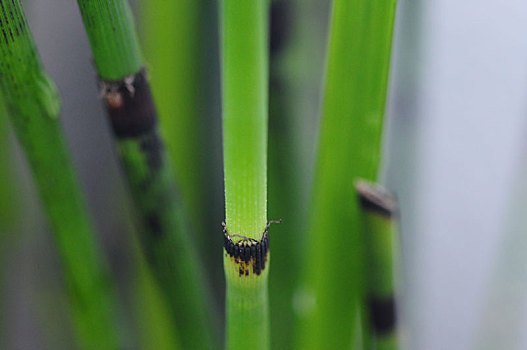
[355,179,397,217]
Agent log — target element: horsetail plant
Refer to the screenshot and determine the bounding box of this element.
[221,0,273,349]
[356,180,400,350]
[0,1,120,348]
[75,1,218,349]
[294,0,397,349]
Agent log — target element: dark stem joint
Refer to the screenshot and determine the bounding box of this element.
[222,220,281,275]
[368,296,396,335]
[100,67,157,138]
[355,180,398,217]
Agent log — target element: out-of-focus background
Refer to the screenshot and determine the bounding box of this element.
[1,0,526,349]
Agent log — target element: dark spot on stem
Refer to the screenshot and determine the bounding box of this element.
[147,213,162,238]
[355,180,398,217]
[140,132,164,170]
[101,68,157,138]
[368,296,396,335]
[222,221,279,276]
[270,1,291,55]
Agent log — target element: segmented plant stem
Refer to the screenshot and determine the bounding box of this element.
[222,0,268,240]
[0,1,119,348]
[76,1,217,349]
[221,0,270,349]
[356,180,399,350]
[223,226,271,350]
[294,0,397,349]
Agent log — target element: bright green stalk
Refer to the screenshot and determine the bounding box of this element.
[294,0,397,349]
[0,1,119,349]
[76,1,218,349]
[222,0,268,239]
[356,180,399,350]
[221,0,270,349]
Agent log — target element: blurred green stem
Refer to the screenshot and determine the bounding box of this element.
[356,180,399,350]
[0,1,120,348]
[294,0,397,349]
[76,1,218,349]
[267,1,330,348]
[141,0,206,245]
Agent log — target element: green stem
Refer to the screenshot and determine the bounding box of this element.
[221,0,270,349]
[268,1,332,348]
[0,1,120,348]
[356,180,399,350]
[77,0,142,80]
[76,1,218,349]
[294,0,397,349]
[141,0,206,246]
[222,0,268,240]
[133,241,182,350]
[267,1,329,348]
[224,226,271,350]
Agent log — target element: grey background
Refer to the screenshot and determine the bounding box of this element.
[385,0,527,349]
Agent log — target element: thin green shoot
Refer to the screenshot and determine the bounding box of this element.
[294,0,397,349]
[221,0,271,349]
[75,1,218,349]
[141,0,207,246]
[0,1,120,348]
[356,180,400,350]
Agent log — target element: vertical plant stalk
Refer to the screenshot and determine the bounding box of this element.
[75,1,218,349]
[221,0,270,349]
[267,2,299,349]
[141,0,206,247]
[356,180,399,350]
[0,1,120,349]
[133,241,182,350]
[268,1,329,348]
[294,0,397,349]
[223,223,272,350]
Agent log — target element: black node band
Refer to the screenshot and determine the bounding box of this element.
[369,296,396,335]
[101,68,157,139]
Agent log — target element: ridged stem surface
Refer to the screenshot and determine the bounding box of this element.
[221,0,268,240]
[77,0,142,80]
[221,1,270,349]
